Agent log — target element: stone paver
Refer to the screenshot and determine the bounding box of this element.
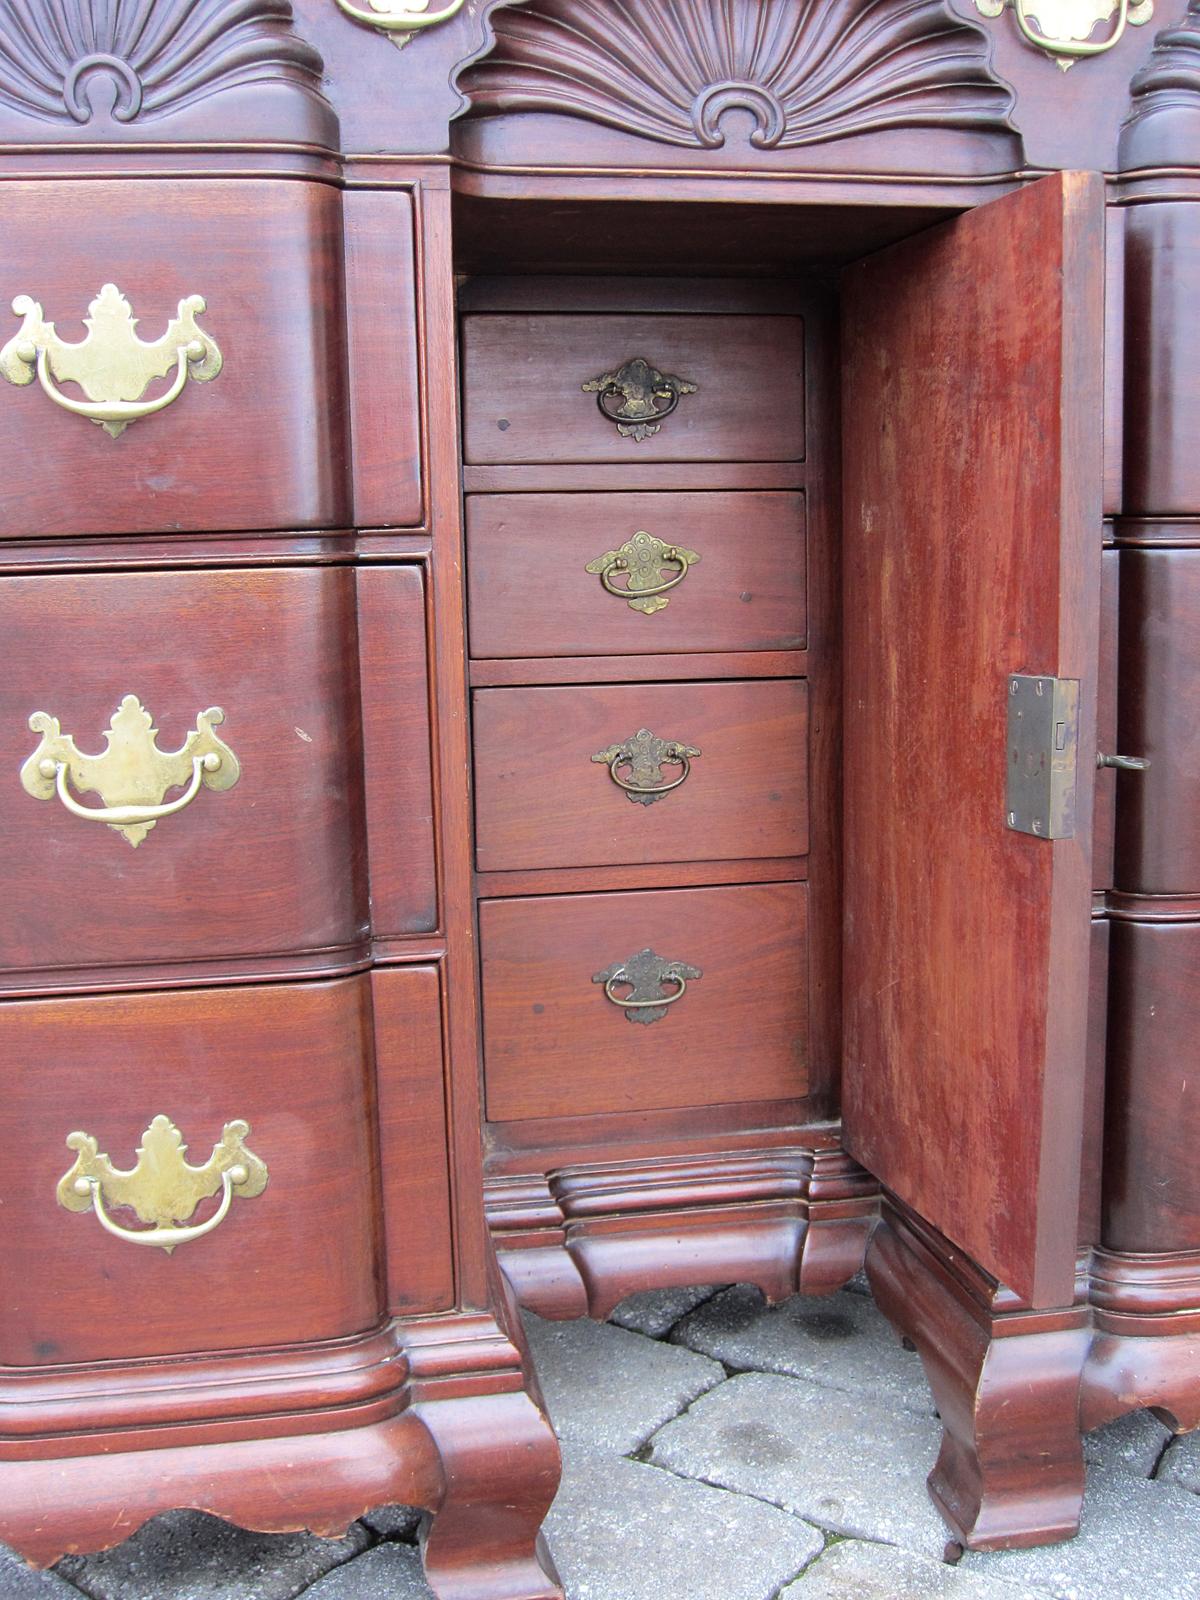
[543,1443,824,1600]
[299,1544,428,1599]
[779,1538,1050,1599]
[649,1370,950,1555]
[1158,1427,1200,1493]
[672,1285,936,1415]
[959,1465,1200,1600]
[54,1511,368,1600]
[609,1284,721,1339]
[524,1310,724,1453]
[357,1506,422,1542]
[1082,1408,1172,1477]
[0,1546,85,1598]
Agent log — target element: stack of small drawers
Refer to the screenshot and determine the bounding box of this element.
[460,279,818,1144]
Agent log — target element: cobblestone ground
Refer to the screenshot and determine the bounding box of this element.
[4,1282,1198,1600]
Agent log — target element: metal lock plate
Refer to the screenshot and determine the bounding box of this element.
[1005,674,1079,839]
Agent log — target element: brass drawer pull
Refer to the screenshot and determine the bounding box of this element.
[333,0,466,46]
[20,696,240,848]
[582,357,697,441]
[56,1115,268,1255]
[586,530,701,615]
[593,947,703,1025]
[0,283,221,438]
[592,727,701,806]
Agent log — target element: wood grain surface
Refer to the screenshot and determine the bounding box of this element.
[480,882,808,1121]
[466,490,806,659]
[841,172,1103,1309]
[472,678,808,871]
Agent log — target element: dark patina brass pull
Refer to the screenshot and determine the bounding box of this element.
[585,530,701,616]
[592,727,701,806]
[593,947,703,1025]
[582,357,697,441]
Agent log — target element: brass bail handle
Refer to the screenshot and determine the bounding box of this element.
[596,380,680,427]
[599,544,692,601]
[604,972,689,1009]
[1013,0,1130,57]
[609,749,691,796]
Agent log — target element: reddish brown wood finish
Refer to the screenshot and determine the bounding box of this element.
[1104,917,1200,1254]
[358,565,439,937]
[0,976,382,1366]
[868,1209,1091,1553]
[344,189,424,530]
[473,679,808,872]
[841,172,1104,1309]
[479,882,808,1121]
[469,651,808,687]
[466,491,806,658]
[1113,550,1200,894]
[1124,204,1200,518]
[372,966,454,1315]
[0,181,349,539]
[461,313,804,466]
[0,567,367,984]
[490,1144,877,1319]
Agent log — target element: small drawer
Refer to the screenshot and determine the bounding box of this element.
[0,179,348,540]
[480,882,808,1121]
[473,680,808,872]
[0,567,368,983]
[0,976,382,1366]
[461,313,804,466]
[466,491,806,659]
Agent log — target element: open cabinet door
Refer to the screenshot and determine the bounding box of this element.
[841,172,1104,1311]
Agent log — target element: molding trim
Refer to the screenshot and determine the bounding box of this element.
[488,1144,879,1318]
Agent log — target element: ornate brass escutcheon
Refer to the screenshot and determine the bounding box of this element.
[332,0,466,50]
[0,282,221,437]
[582,356,698,441]
[593,947,703,1025]
[974,0,1152,68]
[56,1114,268,1254]
[21,695,240,848]
[592,727,701,806]
[585,530,701,615]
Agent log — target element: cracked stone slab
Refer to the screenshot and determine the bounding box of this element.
[300,1544,430,1598]
[610,1285,722,1339]
[545,1442,823,1600]
[779,1539,1049,1599]
[1,1545,87,1597]
[959,1465,1200,1600]
[523,1311,724,1454]
[649,1370,949,1555]
[1083,1410,1172,1477]
[671,1286,935,1416]
[53,1511,368,1600]
[1158,1428,1200,1493]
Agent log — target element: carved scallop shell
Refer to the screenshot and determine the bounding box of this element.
[0,0,324,127]
[458,0,1014,150]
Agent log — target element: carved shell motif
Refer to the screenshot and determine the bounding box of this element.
[458,0,1015,150]
[0,0,324,127]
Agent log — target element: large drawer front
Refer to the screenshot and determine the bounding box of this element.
[0,567,366,982]
[473,680,808,872]
[466,491,806,659]
[0,977,383,1366]
[0,179,348,539]
[461,313,805,466]
[480,883,809,1120]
